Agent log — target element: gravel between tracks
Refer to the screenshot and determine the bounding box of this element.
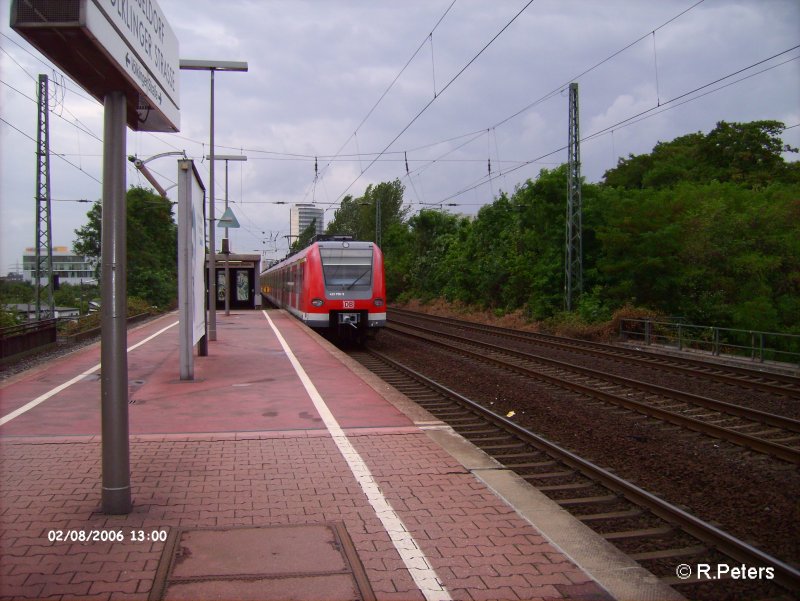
[370,328,800,567]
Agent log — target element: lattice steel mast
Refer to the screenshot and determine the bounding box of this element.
[565,82,582,311]
[34,74,54,320]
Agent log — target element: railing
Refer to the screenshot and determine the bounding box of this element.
[0,318,58,362]
[619,318,800,368]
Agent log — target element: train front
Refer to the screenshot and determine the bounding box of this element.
[313,240,385,340]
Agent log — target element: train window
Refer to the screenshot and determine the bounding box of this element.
[319,248,372,289]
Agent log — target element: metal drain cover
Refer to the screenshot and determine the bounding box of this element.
[150,524,375,601]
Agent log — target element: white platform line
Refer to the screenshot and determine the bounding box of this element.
[0,321,178,427]
[262,311,451,601]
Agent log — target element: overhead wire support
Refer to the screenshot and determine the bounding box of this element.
[34,73,54,321]
[565,82,582,312]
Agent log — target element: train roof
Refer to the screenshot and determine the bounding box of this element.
[261,239,377,274]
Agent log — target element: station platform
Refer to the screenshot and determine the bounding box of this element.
[0,310,681,601]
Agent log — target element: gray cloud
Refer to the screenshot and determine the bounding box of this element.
[1,0,798,269]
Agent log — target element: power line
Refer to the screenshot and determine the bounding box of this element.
[311,0,459,198]
[0,116,102,185]
[331,0,536,207]
[112,0,704,174]
[1,77,103,143]
[430,46,800,207]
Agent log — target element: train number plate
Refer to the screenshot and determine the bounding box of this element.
[343,300,355,309]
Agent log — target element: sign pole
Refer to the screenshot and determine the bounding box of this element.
[100,91,131,515]
[178,160,193,380]
[208,69,217,341]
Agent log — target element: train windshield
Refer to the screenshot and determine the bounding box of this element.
[319,248,373,289]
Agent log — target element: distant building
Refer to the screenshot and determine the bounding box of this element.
[4,304,80,320]
[22,246,95,286]
[289,204,324,240]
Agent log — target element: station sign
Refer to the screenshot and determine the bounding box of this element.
[11,0,180,132]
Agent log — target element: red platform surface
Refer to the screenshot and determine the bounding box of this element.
[0,310,614,601]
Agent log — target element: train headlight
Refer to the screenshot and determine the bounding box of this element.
[311,298,325,307]
[373,298,384,307]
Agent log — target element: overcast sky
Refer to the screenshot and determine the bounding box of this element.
[1,0,798,272]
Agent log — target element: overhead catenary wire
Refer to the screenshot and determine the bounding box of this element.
[0,116,102,185]
[308,0,459,200]
[330,0,536,207]
[428,46,800,208]
[156,0,707,189]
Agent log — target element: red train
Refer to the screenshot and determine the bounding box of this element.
[260,236,386,341]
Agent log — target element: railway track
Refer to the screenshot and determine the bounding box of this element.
[389,307,800,398]
[350,348,800,599]
[386,313,800,464]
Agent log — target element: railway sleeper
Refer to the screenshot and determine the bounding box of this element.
[503,460,558,469]
[434,411,479,419]
[469,434,516,444]
[630,545,707,561]
[602,526,673,541]
[578,508,643,522]
[414,400,452,408]
[455,426,500,434]
[522,470,574,480]
[770,435,800,444]
[537,481,594,491]
[557,494,618,506]
[479,442,528,452]
[662,572,735,586]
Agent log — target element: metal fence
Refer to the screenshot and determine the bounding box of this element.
[619,318,800,368]
[0,318,58,361]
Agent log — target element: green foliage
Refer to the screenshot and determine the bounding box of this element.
[59,296,156,336]
[0,309,20,328]
[385,120,799,335]
[603,120,798,189]
[73,187,178,308]
[326,179,411,301]
[52,282,99,314]
[0,280,34,305]
[326,179,409,242]
[290,219,318,254]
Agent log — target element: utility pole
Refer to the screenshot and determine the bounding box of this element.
[34,74,54,320]
[565,82,582,312]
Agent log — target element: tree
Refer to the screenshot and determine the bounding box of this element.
[289,219,318,254]
[602,121,798,189]
[73,186,178,307]
[324,195,360,238]
[325,179,409,243]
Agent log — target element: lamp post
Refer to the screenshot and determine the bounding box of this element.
[207,154,246,315]
[179,59,248,340]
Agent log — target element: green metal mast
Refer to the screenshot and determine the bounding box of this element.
[565,82,582,312]
[34,73,54,320]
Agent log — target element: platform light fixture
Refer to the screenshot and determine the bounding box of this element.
[180,59,248,341]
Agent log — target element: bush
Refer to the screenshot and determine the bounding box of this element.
[58,296,158,335]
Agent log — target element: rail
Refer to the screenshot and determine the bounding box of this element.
[362,348,800,593]
[619,318,800,367]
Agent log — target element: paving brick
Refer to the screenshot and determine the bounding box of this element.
[469,586,520,601]
[39,581,91,598]
[0,310,612,601]
[24,571,73,587]
[88,578,138,595]
[524,572,573,587]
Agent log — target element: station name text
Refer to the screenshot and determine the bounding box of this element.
[107,0,175,94]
